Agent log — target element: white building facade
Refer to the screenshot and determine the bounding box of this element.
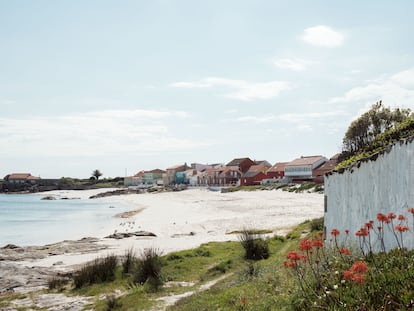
[324,138,414,252]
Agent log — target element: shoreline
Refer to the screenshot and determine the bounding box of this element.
[0,187,324,293]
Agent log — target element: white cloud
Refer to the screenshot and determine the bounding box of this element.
[0,109,203,157]
[170,77,292,101]
[273,58,314,71]
[302,25,345,48]
[330,68,414,109]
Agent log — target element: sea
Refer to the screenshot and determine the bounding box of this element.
[0,193,131,247]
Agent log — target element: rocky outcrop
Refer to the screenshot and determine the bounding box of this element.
[104,231,156,239]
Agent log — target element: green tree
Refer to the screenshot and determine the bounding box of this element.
[340,101,411,161]
[92,169,103,180]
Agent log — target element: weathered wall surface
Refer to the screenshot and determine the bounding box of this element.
[324,139,414,251]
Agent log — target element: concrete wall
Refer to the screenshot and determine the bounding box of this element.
[324,138,414,252]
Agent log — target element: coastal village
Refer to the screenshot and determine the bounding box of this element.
[1,154,339,192]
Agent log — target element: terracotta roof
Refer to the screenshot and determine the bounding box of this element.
[226,157,253,166]
[254,160,272,167]
[267,162,288,172]
[286,156,326,167]
[146,169,165,174]
[313,154,340,175]
[133,171,145,178]
[247,164,268,173]
[8,173,39,180]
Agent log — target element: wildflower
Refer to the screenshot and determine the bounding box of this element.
[312,238,324,248]
[283,260,297,267]
[339,247,351,256]
[377,213,390,223]
[241,297,247,305]
[355,228,368,237]
[330,229,340,237]
[286,250,301,261]
[352,273,365,285]
[388,212,396,220]
[365,222,373,230]
[398,214,407,221]
[395,225,409,232]
[408,207,414,214]
[351,261,368,274]
[299,238,313,251]
[333,284,338,290]
[342,269,354,281]
[345,229,350,235]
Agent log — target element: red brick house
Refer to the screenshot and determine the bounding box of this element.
[240,171,268,186]
[266,162,288,179]
[226,157,254,174]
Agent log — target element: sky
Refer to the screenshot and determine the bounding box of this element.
[1,1,414,179]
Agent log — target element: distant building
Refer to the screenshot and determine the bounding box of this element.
[5,173,39,184]
[312,154,340,183]
[285,156,327,181]
[266,162,288,179]
[164,163,191,185]
[124,171,144,186]
[226,157,255,174]
[240,171,268,186]
[142,169,165,185]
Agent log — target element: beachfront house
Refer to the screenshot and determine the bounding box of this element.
[164,163,191,185]
[240,171,268,186]
[266,162,288,179]
[218,166,242,186]
[324,138,414,252]
[124,171,144,187]
[284,155,327,182]
[226,157,255,174]
[142,169,165,186]
[3,173,40,191]
[312,154,339,183]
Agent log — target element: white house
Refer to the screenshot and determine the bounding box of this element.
[285,155,327,179]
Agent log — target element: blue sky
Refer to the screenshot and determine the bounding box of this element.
[1,1,414,178]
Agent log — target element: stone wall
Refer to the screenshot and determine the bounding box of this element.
[324,138,414,251]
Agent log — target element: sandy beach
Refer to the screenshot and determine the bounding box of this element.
[0,187,323,293]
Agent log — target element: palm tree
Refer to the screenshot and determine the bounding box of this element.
[92,169,103,180]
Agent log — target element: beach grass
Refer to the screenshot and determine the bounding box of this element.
[67,221,311,310]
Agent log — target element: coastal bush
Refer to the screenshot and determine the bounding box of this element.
[132,247,163,291]
[207,259,233,274]
[284,210,414,310]
[73,254,117,289]
[310,217,324,231]
[122,248,136,275]
[239,229,270,260]
[105,295,121,311]
[48,276,70,290]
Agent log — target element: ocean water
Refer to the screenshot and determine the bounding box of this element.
[0,193,131,246]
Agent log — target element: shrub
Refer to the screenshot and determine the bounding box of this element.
[208,259,232,274]
[310,217,324,231]
[73,254,117,288]
[239,229,270,261]
[133,248,163,290]
[122,248,136,275]
[48,276,69,290]
[105,295,121,311]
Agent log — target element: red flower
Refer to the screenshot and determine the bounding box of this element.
[342,269,354,281]
[377,213,389,223]
[365,222,373,230]
[345,229,350,235]
[241,297,247,305]
[388,212,396,220]
[398,214,407,221]
[312,238,324,248]
[339,247,351,256]
[299,238,313,251]
[395,225,409,232]
[351,261,368,274]
[286,250,301,261]
[283,260,297,267]
[408,208,414,214]
[352,273,365,285]
[330,229,340,237]
[356,228,369,237]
